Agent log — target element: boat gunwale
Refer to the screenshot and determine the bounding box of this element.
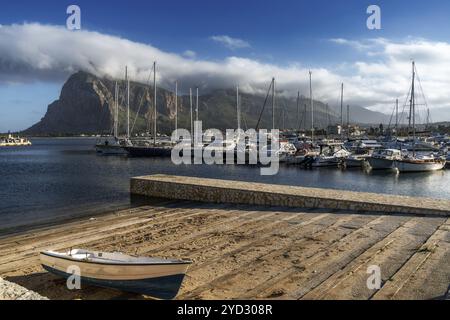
[40,251,192,267]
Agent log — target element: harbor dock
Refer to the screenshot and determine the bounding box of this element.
[131,175,450,217]
[0,176,449,300]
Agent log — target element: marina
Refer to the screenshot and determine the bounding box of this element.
[86,61,449,176]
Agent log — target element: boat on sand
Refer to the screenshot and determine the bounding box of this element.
[40,249,191,299]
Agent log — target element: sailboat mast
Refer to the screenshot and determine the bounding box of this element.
[309,71,314,144]
[190,88,193,142]
[296,91,300,132]
[196,87,199,122]
[340,83,344,139]
[395,99,399,135]
[272,78,275,130]
[303,104,307,132]
[237,86,241,131]
[347,104,350,139]
[126,66,130,139]
[411,61,416,156]
[153,62,157,145]
[175,81,178,133]
[114,81,119,139]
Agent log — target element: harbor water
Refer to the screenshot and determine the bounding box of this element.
[1,137,449,230]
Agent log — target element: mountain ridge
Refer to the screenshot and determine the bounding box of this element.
[25,71,391,136]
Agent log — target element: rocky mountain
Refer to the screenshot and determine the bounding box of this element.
[25,71,390,135]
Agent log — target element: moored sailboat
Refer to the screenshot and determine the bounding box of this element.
[125,62,175,157]
[395,61,445,173]
[395,154,446,172]
[96,79,128,155]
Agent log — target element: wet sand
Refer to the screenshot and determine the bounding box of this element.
[0,200,448,300]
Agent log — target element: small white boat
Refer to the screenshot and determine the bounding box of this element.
[344,154,371,168]
[284,145,319,165]
[306,142,350,168]
[367,149,402,170]
[40,249,192,299]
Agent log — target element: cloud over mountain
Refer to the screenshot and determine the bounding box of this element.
[1,23,450,120]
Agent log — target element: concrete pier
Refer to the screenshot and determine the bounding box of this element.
[131,175,450,217]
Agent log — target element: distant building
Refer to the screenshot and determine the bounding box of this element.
[347,125,364,137]
[327,125,341,135]
[327,124,364,137]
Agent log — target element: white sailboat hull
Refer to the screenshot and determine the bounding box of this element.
[395,160,446,172]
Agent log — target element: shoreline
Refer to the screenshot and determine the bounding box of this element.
[0,203,131,238]
[0,195,160,238]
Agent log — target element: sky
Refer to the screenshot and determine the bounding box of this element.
[2,0,450,131]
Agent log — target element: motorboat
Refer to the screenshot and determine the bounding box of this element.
[367,149,402,170]
[311,142,351,168]
[344,154,371,168]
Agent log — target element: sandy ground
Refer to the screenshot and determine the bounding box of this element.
[0,200,448,300]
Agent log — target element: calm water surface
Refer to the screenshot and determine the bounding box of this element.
[1,138,449,230]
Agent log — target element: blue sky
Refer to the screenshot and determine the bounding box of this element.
[2,0,450,131]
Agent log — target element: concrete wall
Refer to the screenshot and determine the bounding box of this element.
[131,175,450,217]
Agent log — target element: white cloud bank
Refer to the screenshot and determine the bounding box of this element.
[1,23,450,120]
